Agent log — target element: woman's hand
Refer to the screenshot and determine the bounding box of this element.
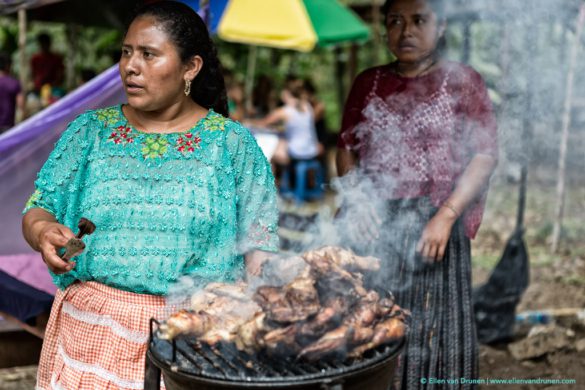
[36,221,77,274]
[245,250,272,276]
[416,207,458,263]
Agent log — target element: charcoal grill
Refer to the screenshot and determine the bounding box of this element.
[145,319,403,390]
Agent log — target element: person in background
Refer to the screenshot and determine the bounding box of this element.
[246,77,319,174]
[79,68,97,86]
[336,0,498,388]
[250,74,277,118]
[304,78,326,156]
[30,32,65,95]
[22,2,278,388]
[0,52,25,133]
[224,69,246,121]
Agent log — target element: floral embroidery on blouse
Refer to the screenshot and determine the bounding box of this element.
[203,112,227,132]
[176,133,202,154]
[23,106,279,295]
[108,125,135,145]
[99,108,232,159]
[96,107,121,127]
[141,135,169,159]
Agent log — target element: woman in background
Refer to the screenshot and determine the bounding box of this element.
[336,0,498,388]
[247,78,319,171]
[0,52,25,133]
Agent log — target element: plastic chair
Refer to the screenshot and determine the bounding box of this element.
[280,159,325,203]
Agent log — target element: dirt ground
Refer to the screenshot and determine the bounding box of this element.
[472,176,585,389]
[475,262,585,390]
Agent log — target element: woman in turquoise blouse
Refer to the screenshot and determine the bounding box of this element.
[22,2,278,389]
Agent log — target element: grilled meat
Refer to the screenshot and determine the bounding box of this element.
[297,325,355,362]
[264,324,302,356]
[348,317,406,358]
[234,312,269,353]
[161,246,409,361]
[304,246,381,272]
[158,310,214,340]
[254,276,320,323]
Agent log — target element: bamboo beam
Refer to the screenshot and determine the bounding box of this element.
[371,0,382,65]
[551,3,585,253]
[244,45,257,114]
[17,8,27,91]
[65,24,78,91]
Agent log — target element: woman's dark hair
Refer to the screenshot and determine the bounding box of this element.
[382,0,446,22]
[128,1,228,117]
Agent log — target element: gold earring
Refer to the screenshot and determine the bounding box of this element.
[184,79,192,96]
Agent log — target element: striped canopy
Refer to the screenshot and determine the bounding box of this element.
[215,0,371,52]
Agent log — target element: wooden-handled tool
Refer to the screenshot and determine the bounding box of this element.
[61,218,96,261]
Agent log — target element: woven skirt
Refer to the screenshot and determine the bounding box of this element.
[370,198,479,390]
[36,281,172,390]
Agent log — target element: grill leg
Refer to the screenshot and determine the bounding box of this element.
[144,351,161,390]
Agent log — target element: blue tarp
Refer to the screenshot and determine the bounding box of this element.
[0,65,126,314]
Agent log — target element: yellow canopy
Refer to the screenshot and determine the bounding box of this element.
[218,0,318,52]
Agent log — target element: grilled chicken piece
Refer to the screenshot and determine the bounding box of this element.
[348,317,406,358]
[255,277,320,323]
[311,257,368,301]
[190,291,218,310]
[349,302,377,327]
[158,310,214,340]
[268,302,319,324]
[199,329,235,345]
[305,246,381,272]
[254,286,286,307]
[282,276,320,320]
[234,312,269,353]
[264,324,302,356]
[204,282,249,301]
[191,282,250,310]
[351,326,375,345]
[261,256,310,285]
[297,307,341,340]
[297,325,355,362]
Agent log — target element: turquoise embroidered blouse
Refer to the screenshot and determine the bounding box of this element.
[23,105,279,295]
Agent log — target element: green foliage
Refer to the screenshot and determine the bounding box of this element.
[0,21,18,53]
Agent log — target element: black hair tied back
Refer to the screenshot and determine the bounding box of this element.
[382,0,446,22]
[129,1,228,117]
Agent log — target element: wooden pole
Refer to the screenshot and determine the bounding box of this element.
[348,44,358,84]
[462,20,472,64]
[65,25,78,91]
[551,3,585,253]
[371,0,382,65]
[244,45,258,114]
[17,9,27,91]
[334,46,346,113]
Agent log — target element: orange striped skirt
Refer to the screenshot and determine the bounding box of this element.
[36,281,174,390]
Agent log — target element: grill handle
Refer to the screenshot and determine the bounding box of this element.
[145,318,161,390]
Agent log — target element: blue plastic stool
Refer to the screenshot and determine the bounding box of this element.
[280,159,325,203]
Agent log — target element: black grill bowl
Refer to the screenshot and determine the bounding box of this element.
[145,320,404,390]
